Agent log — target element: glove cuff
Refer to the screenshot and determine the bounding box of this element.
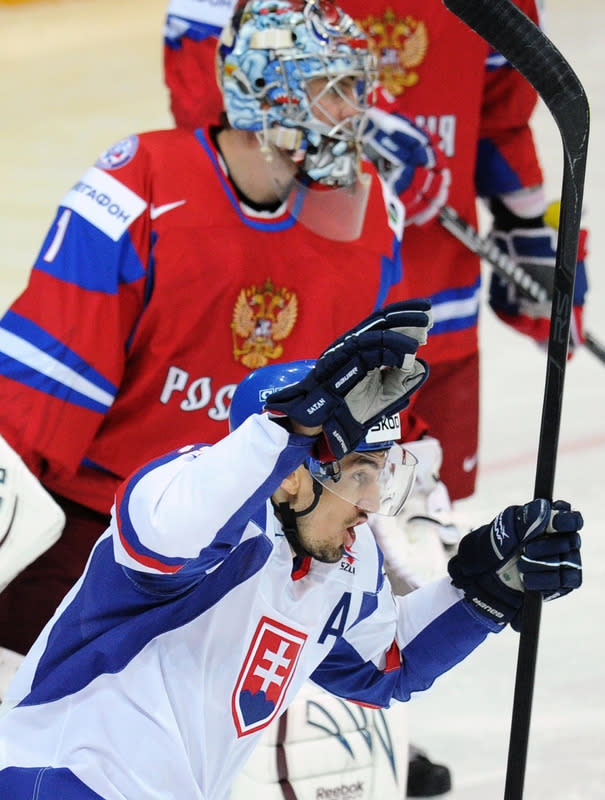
[490,195,544,232]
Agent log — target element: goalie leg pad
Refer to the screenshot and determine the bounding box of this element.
[230,683,409,800]
[0,436,66,594]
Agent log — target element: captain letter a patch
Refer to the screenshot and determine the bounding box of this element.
[232,616,307,737]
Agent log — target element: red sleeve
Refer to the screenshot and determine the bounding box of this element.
[0,138,153,480]
[164,36,224,129]
[475,0,544,197]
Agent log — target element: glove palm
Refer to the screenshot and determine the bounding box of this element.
[265,300,432,459]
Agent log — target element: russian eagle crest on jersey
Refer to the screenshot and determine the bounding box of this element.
[231,280,299,369]
[232,617,307,736]
[355,10,429,97]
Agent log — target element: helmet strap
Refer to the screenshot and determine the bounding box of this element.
[273,479,324,558]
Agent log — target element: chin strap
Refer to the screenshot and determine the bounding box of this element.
[272,478,324,558]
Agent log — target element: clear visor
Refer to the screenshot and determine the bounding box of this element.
[284,171,371,241]
[307,444,418,517]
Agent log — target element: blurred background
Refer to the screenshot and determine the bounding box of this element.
[1,1,604,797]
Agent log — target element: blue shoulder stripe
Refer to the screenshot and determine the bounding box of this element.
[35,208,146,293]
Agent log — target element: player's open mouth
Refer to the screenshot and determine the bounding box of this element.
[344,527,357,549]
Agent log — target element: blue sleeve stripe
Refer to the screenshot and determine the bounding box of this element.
[428,277,481,336]
[0,767,106,799]
[312,598,492,707]
[24,534,272,706]
[0,311,117,411]
[485,51,510,71]
[396,601,491,697]
[475,139,524,197]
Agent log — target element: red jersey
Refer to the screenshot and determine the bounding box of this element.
[163,0,546,499]
[164,0,544,366]
[0,128,400,513]
[348,0,544,363]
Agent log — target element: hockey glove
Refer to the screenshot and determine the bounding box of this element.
[448,498,583,631]
[265,300,432,459]
[488,197,588,355]
[362,108,451,227]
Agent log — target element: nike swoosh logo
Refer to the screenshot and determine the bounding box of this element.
[463,453,478,472]
[149,200,186,220]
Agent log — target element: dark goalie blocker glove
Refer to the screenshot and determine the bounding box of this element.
[488,197,588,355]
[448,499,583,631]
[265,300,432,459]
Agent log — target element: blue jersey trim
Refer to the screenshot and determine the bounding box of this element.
[375,237,403,310]
[0,767,106,800]
[475,138,523,197]
[428,276,481,336]
[23,533,273,707]
[165,16,222,47]
[195,129,300,232]
[0,310,118,413]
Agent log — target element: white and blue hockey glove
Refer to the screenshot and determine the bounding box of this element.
[448,498,583,631]
[489,197,589,355]
[362,108,451,226]
[265,300,432,459]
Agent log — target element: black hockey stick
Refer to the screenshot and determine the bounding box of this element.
[437,205,605,363]
[440,1,589,799]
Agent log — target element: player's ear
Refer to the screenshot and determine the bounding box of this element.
[279,466,304,496]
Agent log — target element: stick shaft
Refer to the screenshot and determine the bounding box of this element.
[440,1,589,798]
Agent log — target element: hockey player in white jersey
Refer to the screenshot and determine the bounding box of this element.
[0,301,583,800]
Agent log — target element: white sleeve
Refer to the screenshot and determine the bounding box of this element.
[112,414,311,576]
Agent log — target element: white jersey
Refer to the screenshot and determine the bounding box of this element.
[0,414,496,800]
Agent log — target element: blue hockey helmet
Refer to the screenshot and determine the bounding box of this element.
[229,360,417,515]
[229,360,316,433]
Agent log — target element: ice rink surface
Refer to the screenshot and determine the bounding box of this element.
[1,0,604,797]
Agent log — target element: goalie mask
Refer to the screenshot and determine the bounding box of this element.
[229,360,417,517]
[216,0,377,191]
